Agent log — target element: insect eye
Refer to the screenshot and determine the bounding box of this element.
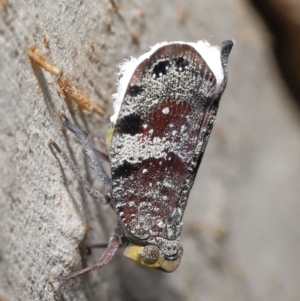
[143,245,160,264]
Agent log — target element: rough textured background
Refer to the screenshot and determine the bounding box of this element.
[1,1,300,301]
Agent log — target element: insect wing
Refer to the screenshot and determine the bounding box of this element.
[109,42,230,244]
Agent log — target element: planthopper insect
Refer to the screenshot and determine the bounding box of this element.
[49,39,234,295]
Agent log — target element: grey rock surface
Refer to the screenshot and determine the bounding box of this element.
[0,1,300,301]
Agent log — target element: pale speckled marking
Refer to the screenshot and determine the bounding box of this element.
[162,107,169,114]
[111,120,203,167]
[125,202,184,241]
[111,133,167,165]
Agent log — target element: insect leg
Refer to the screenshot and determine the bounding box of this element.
[54,234,120,296]
[85,242,122,257]
[92,147,110,163]
[49,139,109,205]
[60,113,112,190]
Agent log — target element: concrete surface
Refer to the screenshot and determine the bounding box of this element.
[0,0,300,300]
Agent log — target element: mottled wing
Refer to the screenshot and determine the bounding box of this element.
[110,43,226,245]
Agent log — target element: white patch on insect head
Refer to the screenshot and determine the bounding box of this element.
[162,107,169,114]
[110,40,224,123]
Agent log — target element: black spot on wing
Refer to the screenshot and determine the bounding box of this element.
[117,113,143,135]
[175,57,189,72]
[152,60,170,79]
[127,85,144,97]
[112,160,135,178]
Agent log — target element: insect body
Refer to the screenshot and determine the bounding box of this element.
[50,39,233,295]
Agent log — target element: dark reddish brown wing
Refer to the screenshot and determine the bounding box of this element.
[110,44,222,245]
